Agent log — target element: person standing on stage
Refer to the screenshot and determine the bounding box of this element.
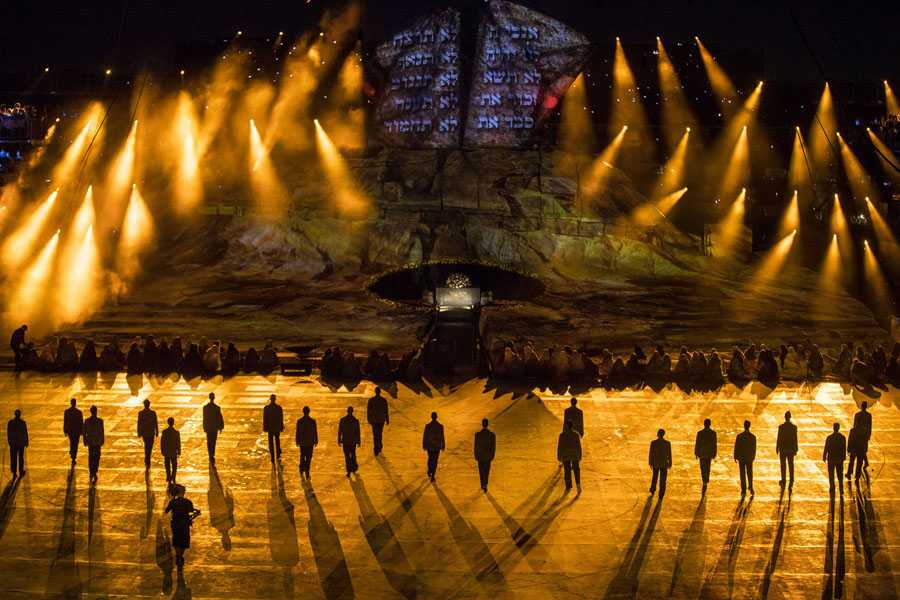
[10,325,27,370]
[296,406,318,479]
[137,399,159,471]
[823,423,847,495]
[474,418,496,492]
[338,406,361,477]
[161,417,181,483]
[263,394,284,464]
[694,418,717,494]
[165,484,201,571]
[733,420,756,496]
[7,409,28,478]
[557,420,582,493]
[853,401,872,470]
[649,429,672,498]
[846,424,868,482]
[563,397,584,437]
[63,398,83,463]
[366,386,389,456]
[422,412,445,482]
[203,393,224,463]
[776,411,798,489]
[83,405,105,483]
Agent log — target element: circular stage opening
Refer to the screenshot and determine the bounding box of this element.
[367,260,545,306]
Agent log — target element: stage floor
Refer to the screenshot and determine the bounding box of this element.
[0,372,898,598]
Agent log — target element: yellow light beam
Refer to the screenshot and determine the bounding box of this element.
[714,188,747,258]
[695,36,738,115]
[249,119,289,218]
[108,120,139,198]
[747,229,797,289]
[1,189,58,271]
[57,225,102,324]
[631,187,688,226]
[866,127,900,186]
[813,234,843,317]
[808,83,838,174]
[788,127,813,194]
[558,73,597,158]
[719,126,749,198]
[9,231,60,324]
[865,196,899,270]
[611,39,649,150]
[580,125,628,198]
[836,132,878,203]
[654,128,690,196]
[777,190,800,238]
[886,80,899,117]
[314,119,369,217]
[656,37,698,150]
[863,241,892,316]
[117,185,155,281]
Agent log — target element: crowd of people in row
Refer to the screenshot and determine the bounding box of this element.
[489,339,900,389]
[0,103,41,140]
[319,346,424,382]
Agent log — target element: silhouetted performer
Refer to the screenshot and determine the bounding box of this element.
[263,394,284,463]
[776,411,798,489]
[854,401,872,470]
[10,324,27,370]
[694,418,717,493]
[338,406,361,477]
[7,409,28,477]
[474,418,496,492]
[83,405,105,483]
[165,484,201,571]
[137,399,159,470]
[733,420,756,496]
[846,425,867,482]
[649,429,672,498]
[63,398,83,462]
[422,412,445,482]
[563,397,584,437]
[161,417,181,483]
[203,393,224,463]
[366,386,389,456]
[823,423,847,494]
[557,420,582,493]
[296,406,318,479]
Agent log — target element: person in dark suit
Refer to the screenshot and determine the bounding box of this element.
[10,325,27,370]
[422,412,445,482]
[63,398,83,462]
[83,405,105,483]
[823,423,847,494]
[563,397,584,437]
[557,420,582,493]
[203,392,224,463]
[338,406,361,477]
[366,386,389,456]
[7,409,28,477]
[694,418,717,493]
[474,418,496,492]
[853,401,872,470]
[776,411,798,489]
[296,406,318,479]
[733,420,756,496]
[137,399,159,470]
[263,394,284,463]
[161,417,181,482]
[165,484,201,570]
[846,425,867,482]
[649,429,672,498]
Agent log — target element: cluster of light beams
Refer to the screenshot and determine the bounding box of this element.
[695,37,738,115]
[580,125,628,198]
[656,38,697,150]
[117,185,155,281]
[313,119,368,217]
[886,80,899,117]
[2,189,58,271]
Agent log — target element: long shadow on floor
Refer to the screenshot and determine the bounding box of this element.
[0,477,21,543]
[156,497,174,595]
[850,481,899,597]
[207,464,235,550]
[698,497,753,599]
[301,478,354,600]
[85,483,107,597]
[142,472,154,540]
[822,492,846,600]
[758,489,790,599]
[434,485,507,591]
[47,467,82,599]
[268,466,299,599]
[350,476,420,600]
[377,456,427,531]
[603,496,663,599]
[668,497,707,597]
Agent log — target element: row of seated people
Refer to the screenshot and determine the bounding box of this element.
[320,347,424,382]
[18,336,280,375]
[489,340,900,387]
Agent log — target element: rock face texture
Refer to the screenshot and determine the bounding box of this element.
[59,147,889,354]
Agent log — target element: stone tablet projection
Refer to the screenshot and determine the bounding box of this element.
[369,1,591,149]
[372,8,462,148]
[463,1,591,147]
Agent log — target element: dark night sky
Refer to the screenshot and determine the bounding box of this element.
[2,0,898,83]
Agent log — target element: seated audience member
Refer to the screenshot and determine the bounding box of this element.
[597,349,614,378]
[781,345,805,380]
[38,343,57,371]
[727,347,748,381]
[258,341,279,374]
[778,344,789,369]
[157,339,175,373]
[886,344,900,384]
[744,344,758,373]
[807,344,825,380]
[871,345,887,378]
[550,346,569,381]
[364,350,381,378]
[143,336,159,373]
[98,340,124,371]
[79,340,99,371]
[832,343,853,379]
[182,343,203,376]
[341,350,362,380]
[202,341,222,372]
[566,347,584,380]
[645,347,671,378]
[22,343,40,370]
[377,350,391,379]
[673,347,691,379]
[633,345,647,362]
[170,337,184,372]
[851,349,875,388]
[222,343,241,374]
[757,347,780,384]
[608,355,628,382]
[522,342,543,378]
[57,337,79,370]
[625,350,645,380]
[198,337,209,356]
[580,351,599,380]
[706,350,724,384]
[243,347,260,372]
[688,351,708,380]
[126,342,143,374]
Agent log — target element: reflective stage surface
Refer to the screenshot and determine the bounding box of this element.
[0,372,898,598]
